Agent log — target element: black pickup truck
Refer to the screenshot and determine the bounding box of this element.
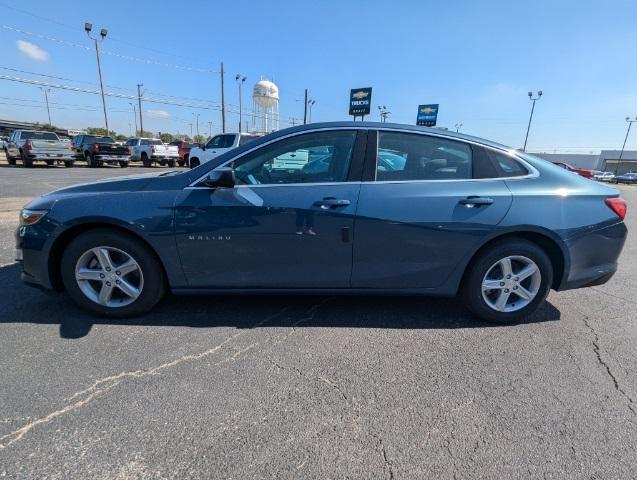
[71,134,131,168]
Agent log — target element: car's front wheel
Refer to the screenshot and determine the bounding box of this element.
[462,239,553,323]
[61,229,166,317]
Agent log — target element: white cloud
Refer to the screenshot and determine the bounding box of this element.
[16,40,49,61]
[146,110,170,119]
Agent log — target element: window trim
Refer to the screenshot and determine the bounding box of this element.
[366,129,538,183]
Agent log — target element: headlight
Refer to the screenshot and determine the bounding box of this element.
[20,209,48,226]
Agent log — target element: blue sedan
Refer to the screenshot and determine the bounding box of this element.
[16,122,628,323]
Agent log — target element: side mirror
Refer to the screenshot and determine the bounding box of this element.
[203,167,235,189]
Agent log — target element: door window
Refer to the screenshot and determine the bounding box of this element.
[230,131,357,185]
[376,132,472,181]
[206,134,235,149]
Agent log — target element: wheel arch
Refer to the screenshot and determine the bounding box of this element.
[47,222,169,291]
[460,229,568,291]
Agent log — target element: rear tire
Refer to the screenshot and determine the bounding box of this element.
[21,151,33,168]
[46,160,55,166]
[141,153,151,168]
[461,239,553,324]
[119,161,129,168]
[86,153,94,168]
[167,160,176,168]
[64,161,75,168]
[60,229,166,317]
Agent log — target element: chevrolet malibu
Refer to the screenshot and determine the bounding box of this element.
[16,122,628,323]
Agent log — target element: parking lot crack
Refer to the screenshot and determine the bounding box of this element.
[0,306,291,449]
[369,432,395,480]
[582,316,636,416]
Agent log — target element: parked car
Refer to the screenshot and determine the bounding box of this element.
[16,122,627,323]
[169,140,200,167]
[125,138,179,167]
[614,172,637,184]
[0,135,8,149]
[188,132,261,168]
[551,162,594,178]
[71,134,131,168]
[594,171,616,182]
[5,130,75,167]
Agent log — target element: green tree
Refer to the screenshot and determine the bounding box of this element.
[194,134,206,144]
[86,127,116,138]
[115,134,129,142]
[159,133,174,143]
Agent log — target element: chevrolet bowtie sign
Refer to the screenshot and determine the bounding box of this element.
[349,87,372,117]
[417,104,439,127]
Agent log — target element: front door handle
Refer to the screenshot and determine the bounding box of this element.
[458,196,494,208]
[314,198,351,209]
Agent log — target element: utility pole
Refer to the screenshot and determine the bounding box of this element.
[303,88,308,124]
[192,113,200,138]
[39,87,52,126]
[128,102,138,135]
[220,62,226,133]
[235,74,247,132]
[85,23,109,133]
[455,123,463,132]
[208,121,213,138]
[523,90,542,152]
[615,116,637,175]
[137,83,144,136]
[189,123,193,140]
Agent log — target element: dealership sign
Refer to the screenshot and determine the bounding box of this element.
[416,104,439,127]
[349,87,372,117]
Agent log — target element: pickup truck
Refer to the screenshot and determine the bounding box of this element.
[188,132,261,168]
[169,140,200,167]
[71,134,131,168]
[4,130,75,167]
[126,138,179,167]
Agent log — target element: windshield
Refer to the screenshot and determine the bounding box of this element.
[21,131,59,141]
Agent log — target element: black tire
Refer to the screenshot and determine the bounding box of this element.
[141,153,151,167]
[60,229,166,317]
[189,157,200,169]
[86,153,94,168]
[6,150,16,165]
[64,161,75,168]
[177,160,185,168]
[46,159,55,166]
[119,161,129,168]
[167,160,176,168]
[461,238,553,324]
[21,151,33,168]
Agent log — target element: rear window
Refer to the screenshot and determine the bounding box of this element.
[485,150,529,177]
[21,131,59,141]
[84,135,114,144]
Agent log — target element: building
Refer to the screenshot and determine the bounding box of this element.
[532,151,637,174]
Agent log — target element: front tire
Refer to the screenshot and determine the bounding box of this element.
[461,239,553,323]
[189,157,200,169]
[61,229,166,317]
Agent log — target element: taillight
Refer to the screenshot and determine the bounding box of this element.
[127,146,132,155]
[605,197,627,220]
[151,145,156,153]
[94,143,100,153]
[25,140,33,151]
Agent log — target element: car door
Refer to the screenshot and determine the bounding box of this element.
[352,130,514,289]
[174,129,366,288]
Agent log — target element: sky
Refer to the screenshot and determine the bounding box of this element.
[1,0,636,152]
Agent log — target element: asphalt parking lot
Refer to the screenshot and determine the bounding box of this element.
[1,157,636,479]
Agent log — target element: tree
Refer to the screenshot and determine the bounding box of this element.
[159,133,174,143]
[115,134,129,142]
[86,127,116,138]
[194,134,206,144]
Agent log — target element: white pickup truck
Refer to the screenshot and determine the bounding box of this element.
[126,138,179,167]
[5,130,75,167]
[188,132,261,168]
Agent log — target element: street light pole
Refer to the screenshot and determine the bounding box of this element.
[307,99,316,123]
[192,113,200,138]
[128,102,138,135]
[303,89,308,124]
[378,105,390,123]
[615,116,637,175]
[523,90,542,152]
[235,74,246,132]
[85,23,109,134]
[137,83,144,136]
[455,123,463,132]
[208,121,213,138]
[39,87,51,126]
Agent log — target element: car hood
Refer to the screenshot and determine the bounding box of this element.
[43,172,165,197]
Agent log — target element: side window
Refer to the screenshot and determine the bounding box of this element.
[219,134,236,148]
[231,130,357,185]
[487,150,529,177]
[376,132,472,181]
[140,139,149,146]
[206,135,223,148]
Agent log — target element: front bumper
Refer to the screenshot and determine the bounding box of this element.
[558,221,627,291]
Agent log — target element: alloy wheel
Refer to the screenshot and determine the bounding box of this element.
[481,255,541,312]
[75,246,144,308]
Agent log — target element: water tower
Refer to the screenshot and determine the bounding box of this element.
[252,79,279,134]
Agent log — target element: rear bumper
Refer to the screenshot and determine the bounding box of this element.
[558,221,627,291]
[27,153,75,161]
[95,154,130,162]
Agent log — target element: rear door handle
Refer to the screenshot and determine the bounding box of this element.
[458,196,494,207]
[314,198,351,209]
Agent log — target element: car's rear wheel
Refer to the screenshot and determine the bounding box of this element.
[21,151,33,168]
[61,229,166,317]
[462,239,552,323]
[141,153,151,167]
[167,160,176,168]
[64,160,75,168]
[46,159,55,166]
[119,161,128,168]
